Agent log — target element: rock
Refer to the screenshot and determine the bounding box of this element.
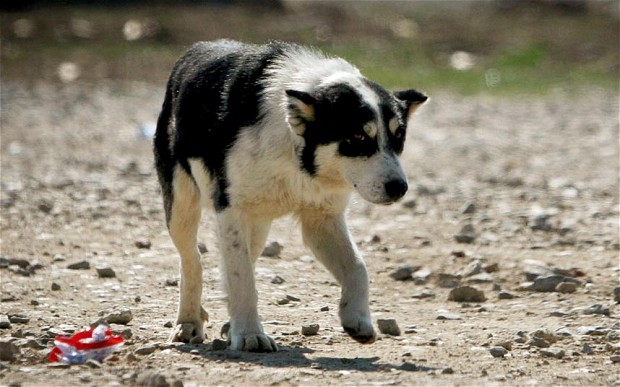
[514,331,528,343]
[577,326,608,336]
[136,371,170,387]
[85,359,102,368]
[67,260,90,270]
[261,241,283,257]
[436,312,462,320]
[583,304,610,316]
[437,273,461,288]
[448,286,486,302]
[135,344,158,356]
[320,305,329,311]
[389,265,420,281]
[521,275,581,292]
[286,294,300,302]
[530,214,553,231]
[527,337,550,348]
[211,339,228,351]
[495,341,513,351]
[377,318,401,336]
[532,329,558,344]
[98,308,133,325]
[271,275,285,284]
[51,282,61,291]
[467,272,494,283]
[582,343,593,354]
[164,321,173,328]
[498,290,516,300]
[301,324,320,336]
[611,355,620,363]
[556,282,578,293]
[134,239,152,249]
[540,347,565,359]
[454,224,476,244]
[197,243,208,254]
[614,287,620,303]
[165,279,179,287]
[277,298,289,305]
[412,267,432,285]
[411,289,436,299]
[96,267,116,278]
[0,315,11,329]
[8,314,29,324]
[442,367,455,374]
[523,264,554,281]
[461,202,476,214]
[0,340,20,362]
[490,346,508,358]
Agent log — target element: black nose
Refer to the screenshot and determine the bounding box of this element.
[384,179,408,200]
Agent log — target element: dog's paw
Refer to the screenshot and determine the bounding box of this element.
[341,313,376,344]
[230,331,277,352]
[170,322,205,344]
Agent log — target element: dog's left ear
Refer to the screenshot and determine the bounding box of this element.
[394,89,428,117]
[285,89,317,136]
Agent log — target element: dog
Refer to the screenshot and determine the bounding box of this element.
[153,40,427,352]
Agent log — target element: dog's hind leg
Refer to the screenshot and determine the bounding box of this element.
[217,210,277,352]
[300,210,376,344]
[168,165,208,343]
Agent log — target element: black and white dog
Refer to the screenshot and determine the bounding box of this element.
[154,40,427,352]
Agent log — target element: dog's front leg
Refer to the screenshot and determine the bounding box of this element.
[301,211,376,344]
[216,209,277,352]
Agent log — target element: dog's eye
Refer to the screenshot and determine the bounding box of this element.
[352,132,365,141]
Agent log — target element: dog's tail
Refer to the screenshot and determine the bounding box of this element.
[153,85,175,226]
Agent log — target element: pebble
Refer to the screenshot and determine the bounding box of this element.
[135,344,158,355]
[0,340,20,361]
[165,279,179,286]
[197,243,208,254]
[67,260,90,270]
[461,202,476,214]
[261,241,283,257]
[610,355,620,363]
[211,339,228,351]
[521,275,581,292]
[51,282,61,291]
[96,267,116,278]
[527,337,550,348]
[442,367,455,374]
[555,282,578,293]
[277,298,290,305]
[164,321,173,328]
[389,265,420,281]
[437,312,462,320]
[377,318,401,336]
[614,287,620,303]
[530,213,553,231]
[286,294,301,302]
[97,308,133,325]
[498,290,516,300]
[514,331,528,343]
[412,289,436,299]
[582,343,593,354]
[0,315,11,329]
[583,304,610,316]
[448,286,487,302]
[84,359,102,368]
[412,267,432,285]
[135,239,152,249]
[301,323,320,336]
[540,347,565,359]
[436,273,461,288]
[136,371,170,387]
[495,341,513,351]
[8,314,29,324]
[490,346,508,358]
[532,329,558,344]
[320,305,330,311]
[454,224,476,244]
[271,275,285,284]
[577,326,608,336]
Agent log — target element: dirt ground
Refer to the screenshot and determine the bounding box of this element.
[0,81,618,386]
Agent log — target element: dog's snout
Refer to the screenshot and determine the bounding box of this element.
[384,179,408,200]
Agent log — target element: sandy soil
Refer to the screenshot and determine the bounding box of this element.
[0,82,618,386]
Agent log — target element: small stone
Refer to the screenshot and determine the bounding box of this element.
[583,304,610,316]
[261,241,283,257]
[610,355,620,363]
[134,239,152,249]
[582,343,593,354]
[527,337,550,348]
[8,314,28,324]
[442,367,455,374]
[577,326,608,336]
[135,344,158,355]
[436,273,461,288]
[96,267,116,278]
[30,299,39,306]
[67,260,90,270]
[461,202,476,214]
[197,243,208,254]
[454,224,476,244]
[301,324,320,336]
[377,318,401,336]
[437,312,462,320]
[277,298,290,305]
[490,346,508,358]
[556,282,578,293]
[389,265,420,281]
[0,315,11,329]
[85,359,102,368]
[136,371,169,387]
[448,286,486,302]
[514,331,528,343]
[271,275,285,284]
[320,306,330,312]
[530,213,553,231]
[522,275,581,292]
[48,362,70,369]
[0,340,20,361]
[498,290,516,300]
[614,287,620,303]
[98,308,133,325]
[532,329,558,344]
[165,279,178,287]
[412,290,436,299]
[51,282,61,291]
[211,339,228,351]
[495,341,513,351]
[286,294,300,302]
[412,267,432,285]
[163,321,173,328]
[540,347,565,359]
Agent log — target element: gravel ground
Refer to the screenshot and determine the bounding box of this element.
[0,82,618,386]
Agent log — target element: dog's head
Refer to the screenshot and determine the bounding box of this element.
[285,74,427,204]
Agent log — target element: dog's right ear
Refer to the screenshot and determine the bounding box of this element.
[285,89,317,136]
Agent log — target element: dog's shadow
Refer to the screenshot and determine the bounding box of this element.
[174,342,432,373]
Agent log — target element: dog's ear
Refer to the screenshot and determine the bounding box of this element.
[285,89,317,136]
[394,89,428,117]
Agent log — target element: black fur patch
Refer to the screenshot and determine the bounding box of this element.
[154,41,286,211]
